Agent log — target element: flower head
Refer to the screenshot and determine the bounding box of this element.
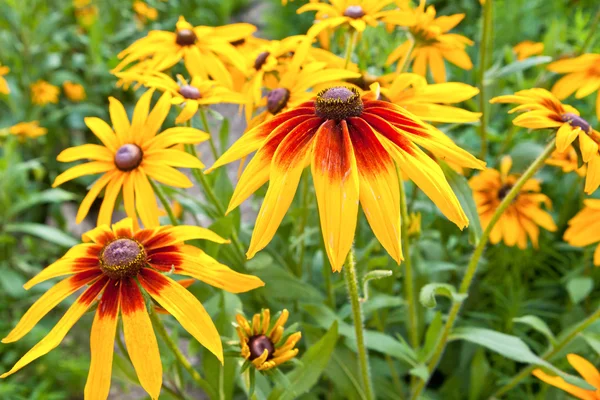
[533,354,600,400]
[469,156,557,249]
[0,218,264,399]
[513,40,544,61]
[31,80,59,105]
[546,146,586,176]
[0,63,9,94]
[236,309,301,371]
[52,90,208,228]
[209,84,484,270]
[564,199,600,266]
[63,81,86,102]
[9,121,47,140]
[133,1,158,24]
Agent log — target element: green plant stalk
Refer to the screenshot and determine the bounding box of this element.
[296,172,311,278]
[199,107,219,161]
[492,305,600,397]
[399,35,415,73]
[410,138,557,399]
[149,179,178,225]
[344,30,358,69]
[344,248,375,400]
[580,9,600,53]
[478,0,493,160]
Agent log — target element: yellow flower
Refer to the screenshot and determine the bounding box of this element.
[52,90,209,228]
[73,0,91,7]
[0,63,10,94]
[75,4,98,28]
[8,121,47,140]
[133,1,158,23]
[469,156,557,249]
[63,81,86,102]
[30,80,59,105]
[1,218,264,399]
[208,85,484,270]
[548,53,600,119]
[512,40,544,61]
[546,146,586,176]
[564,199,600,265]
[386,0,473,83]
[490,88,600,193]
[236,309,301,371]
[533,354,600,399]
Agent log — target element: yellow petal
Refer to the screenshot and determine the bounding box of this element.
[108,97,131,145]
[556,123,579,152]
[52,162,114,188]
[144,148,204,169]
[85,117,119,153]
[97,172,125,227]
[133,169,160,228]
[532,368,597,400]
[143,91,172,142]
[57,144,113,162]
[76,171,118,224]
[142,162,193,188]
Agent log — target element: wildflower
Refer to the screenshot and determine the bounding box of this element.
[8,121,47,140]
[74,3,98,28]
[533,354,600,400]
[564,199,600,265]
[52,90,208,228]
[546,146,586,176]
[31,80,59,105]
[0,63,9,94]
[236,309,301,371]
[490,88,600,193]
[208,84,484,270]
[469,156,556,249]
[386,0,473,83]
[548,53,600,119]
[63,81,86,102]
[133,1,158,24]
[512,40,544,61]
[0,218,264,399]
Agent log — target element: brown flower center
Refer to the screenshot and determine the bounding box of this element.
[176,29,197,46]
[100,238,146,280]
[315,86,364,120]
[497,184,513,201]
[267,88,290,115]
[248,334,274,360]
[179,85,201,100]
[561,113,592,134]
[343,5,365,19]
[114,144,143,171]
[254,51,270,70]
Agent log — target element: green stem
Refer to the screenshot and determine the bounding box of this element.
[478,0,493,160]
[492,306,600,398]
[399,35,415,73]
[149,179,178,225]
[344,248,375,400]
[580,9,600,53]
[199,107,219,160]
[296,172,311,278]
[410,138,557,399]
[149,312,216,398]
[344,30,358,69]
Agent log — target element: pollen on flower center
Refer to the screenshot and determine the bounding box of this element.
[267,88,290,115]
[114,144,143,171]
[497,184,513,201]
[315,86,364,120]
[179,85,201,100]
[254,51,270,70]
[176,29,197,46]
[100,238,146,280]
[561,113,592,134]
[248,334,275,360]
[343,5,365,19]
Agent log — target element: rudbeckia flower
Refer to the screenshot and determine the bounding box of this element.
[0,63,9,94]
[546,146,586,176]
[512,40,544,61]
[533,354,600,400]
[236,309,301,371]
[0,218,264,400]
[8,121,47,140]
[208,85,484,270]
[548,53,600,118]
[386,0,473,83]
[469,156,557,249]
[564,199,600,265]
[490,88,600,193]
[30,80,59,105]
[52,90,208,228]
[63,81,86,102]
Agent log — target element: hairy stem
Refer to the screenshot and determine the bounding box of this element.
[478,0,493,159]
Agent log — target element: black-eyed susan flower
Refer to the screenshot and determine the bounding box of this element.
[533,354,600,400]
[546,146,586,176]
[490,88,600,193]
[31,80,59,105]
[564,199,600,266]
[548,53,600,119]
[0,63,9,94]
[63,81,86,102]
[8,121,47,140]
[469,156,557,249]
[52,90,208,228]
[0,218,264,400]
[512,40,544,61]
[386,0,473,83]
[236,309,301,371]
[208,84,484,270]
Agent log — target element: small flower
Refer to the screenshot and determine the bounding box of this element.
[469,156,557,249]
[533,354,600,399]
[545,146,586,176]
[0,218,264,400]
[236,309,301,371]
[8,121,47,140]
[0,63,10,94]
[31,80,59,105]
[63,81,86,102]
[133,1,158,24]
[564,199,600,266]
[512,40,544,61]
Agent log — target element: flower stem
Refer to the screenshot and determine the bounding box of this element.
[199,107,219,161]
[344,248,375,400]
[149,179,178,225]
[398,35,415,73]
[344,30,358,69]
[580,9,600,53]
[410,138,557,399]
[478,0,493,160]
[296,172,311,278]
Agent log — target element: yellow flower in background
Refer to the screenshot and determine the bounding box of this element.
[0,63,10,94]
[209,85,484,270]
[8,121,47,140]
[546,146,586,176]
[548,53,600,119]
[512,40,544,61]
[1,218,264,399]
[52,90,209,228]
[386,0,473,83]
[63,81,86,102]
[31,80,59,105]
[133,1,158,23]
[73,0,91,7]
[236,309,301,371]
[74,2,98,28]
[469,156,557,249]
[491,88,600,193]
[533,354,600,399]
[564,200,600,265]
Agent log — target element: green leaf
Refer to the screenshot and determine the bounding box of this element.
[566,276,594,304]
[419,283,467,308]
[7,188,77,217]
[422,312,443,360]
[513,315,556,345]
[5,223,78,247]
[580,333,600,356]
[469,348,490,400]
[484,56,552,84]
[409,364,429,382]
[251,263,324,302]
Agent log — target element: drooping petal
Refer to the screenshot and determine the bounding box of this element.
[97,172,126,227]
[76,171,119,224]
[133,169,160,228]
[556,123,579,152]
[532,368,596,400]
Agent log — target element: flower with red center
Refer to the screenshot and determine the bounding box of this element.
[208,85,485,270]
[0,218,264,399]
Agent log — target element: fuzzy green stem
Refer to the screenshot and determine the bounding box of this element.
[478,0,493,160]
[344,30,358,69]
[199,107,219,160]
[399,35,415,73]
[344,248,375,400]
[149,179,178,225]
[410,138,557,399]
